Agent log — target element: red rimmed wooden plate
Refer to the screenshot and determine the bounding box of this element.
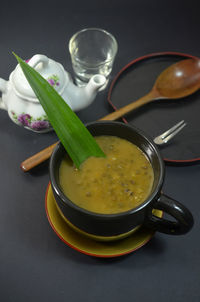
[45,183,162,258]
[108,51,200,165]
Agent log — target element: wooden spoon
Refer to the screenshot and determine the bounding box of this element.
[20,58,200,172]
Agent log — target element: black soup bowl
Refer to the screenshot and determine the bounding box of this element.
[49,121,194,241]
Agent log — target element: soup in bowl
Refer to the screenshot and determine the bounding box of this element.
[49,121,194,241]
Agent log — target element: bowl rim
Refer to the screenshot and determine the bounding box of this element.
[49,121,165,219]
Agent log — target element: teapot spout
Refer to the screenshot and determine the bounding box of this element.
[86,74,107,94]
[68,74,106,112]
[80,74,107,110]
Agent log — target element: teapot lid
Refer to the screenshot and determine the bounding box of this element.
[11,54,67,101]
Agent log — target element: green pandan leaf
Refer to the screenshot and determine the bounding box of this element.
[13,53,105,168]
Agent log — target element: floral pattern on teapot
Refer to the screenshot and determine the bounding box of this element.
[47,74,60,88]
[11,111,51,131]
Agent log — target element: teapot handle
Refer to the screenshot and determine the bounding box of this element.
[28,54,49,69]
[0,78,7,110]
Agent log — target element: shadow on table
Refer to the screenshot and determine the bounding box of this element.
[68,235,167,267]
[24,159,50,177]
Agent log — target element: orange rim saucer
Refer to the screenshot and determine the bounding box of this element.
[45,183,162,258]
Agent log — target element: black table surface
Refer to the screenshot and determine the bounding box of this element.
[0,1,200,301]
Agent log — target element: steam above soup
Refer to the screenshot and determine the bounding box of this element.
[59,136,154,214]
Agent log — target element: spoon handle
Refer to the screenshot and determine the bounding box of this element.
[20,90,157,172]
[101,91,156,121]
[21,142,58,172]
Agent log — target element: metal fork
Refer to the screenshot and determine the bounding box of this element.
[153,120,187,145]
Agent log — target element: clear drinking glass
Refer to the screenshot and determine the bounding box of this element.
[69,28,118,88]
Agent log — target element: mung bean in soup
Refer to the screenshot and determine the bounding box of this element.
[59,136,154,214]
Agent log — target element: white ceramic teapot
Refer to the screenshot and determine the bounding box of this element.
[0,54,106,132]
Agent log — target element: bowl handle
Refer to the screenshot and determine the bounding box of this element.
[145,194,194,235]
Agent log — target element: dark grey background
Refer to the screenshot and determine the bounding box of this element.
[0,0,199,301]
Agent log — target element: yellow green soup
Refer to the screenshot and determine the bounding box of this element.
[59,136,154,214]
